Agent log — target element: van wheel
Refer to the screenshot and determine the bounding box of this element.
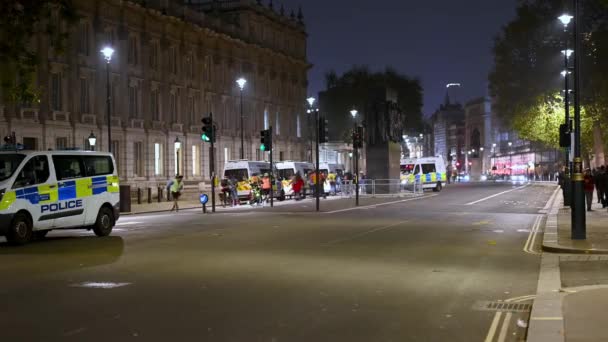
[93,207,114,237]
[433,182,443,192]
[33,230,49,240]
[6,213,32,245]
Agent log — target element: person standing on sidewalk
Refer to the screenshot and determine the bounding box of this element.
[170,175,184,212]
[599,165,607,208]
[583,169,595,211]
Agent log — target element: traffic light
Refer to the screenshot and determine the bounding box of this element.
[201,116,214,143]
[318,117,329,143]
[353,126,363,148]
[559,123,571,148]
[260,129,272,151]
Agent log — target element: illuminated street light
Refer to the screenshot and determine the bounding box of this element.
[558,14,573,27]
[100,46,115,62]
[561,49,574,57]
[307,97,316,107]
[100,46,115,153]
[236,77,246,159]
[88,132,97,151]
[350,109,358,118]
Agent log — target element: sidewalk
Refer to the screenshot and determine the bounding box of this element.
[528,190,608,342]
[542,190,608,254]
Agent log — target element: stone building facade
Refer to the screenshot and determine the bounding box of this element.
[0,0,310,187]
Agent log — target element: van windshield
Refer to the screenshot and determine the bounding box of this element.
[277,169,295,180]
[224,169,249,181]
[401,164,415,175]
[0,154,26,181]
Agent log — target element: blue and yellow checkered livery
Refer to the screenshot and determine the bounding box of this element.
[0,175,119,211]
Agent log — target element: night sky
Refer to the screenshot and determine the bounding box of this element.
[283,0,518,116]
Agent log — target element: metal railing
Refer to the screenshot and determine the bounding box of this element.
[337,179,424,198]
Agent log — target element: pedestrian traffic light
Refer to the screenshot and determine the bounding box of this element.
[559,123,571,148]
[260,129,272,151]
[353,126,363,148]
[201,116,214,143]
[318,117,329,143]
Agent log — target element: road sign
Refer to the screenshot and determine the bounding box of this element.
[199,194,209,205]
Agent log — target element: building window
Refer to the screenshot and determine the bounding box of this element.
[128,35,138,65]
[56,137,68,150]
[192,145,200,176]
[78,21,89,56]
[134,142,143,177]
[296,114,301,138]
[151,90,160,121]
[111,80,119,116]
[21,137,37,151]
[128,85,139,118]
[264,110,269,129]
[185,52,194,80]
[169,46,178,75]
[275,111,280,135]
[80,78,89,113]
[224,147,229,163]
[150,40,159,69]
[50,73,62,111]
[279,151,284,161]
[256,148,261,161]
[154,143,164,176]
[187,96,195,123]
[169,91,178,122]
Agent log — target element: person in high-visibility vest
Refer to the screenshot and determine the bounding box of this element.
[170,175,184,212]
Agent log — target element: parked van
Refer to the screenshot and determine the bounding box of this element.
[275,161,314,197]
[0,150,120,245]
[400,157,447,192]
[222,160,272,200]
[319,163,345,194]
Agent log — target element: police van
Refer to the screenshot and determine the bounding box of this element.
[223,160,271,200]
[275,161,314,197]
[0,150,120,245]
[400,157,447,192]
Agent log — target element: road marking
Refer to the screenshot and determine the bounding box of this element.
[484,312,503,342]
[116,221,143,226]
[484,294,535,342]
[497,312,512,342]
[323,195,436,214]
[465,185,529,205]
[70,282,131,289]
[323,220,410,246]
[530,317,563,321]
[523,215,543,255]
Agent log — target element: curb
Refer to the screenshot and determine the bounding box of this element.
[541,189,608,255]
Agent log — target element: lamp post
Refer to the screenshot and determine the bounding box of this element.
[307,97,316,163]
[351,109,359,206]
[88,132,97,151]
[480,147,485,174]
[174,136,181,176]
[560,12,574,207]
[508,141,513,177]
[236,78,247,159]
[101,46,114,154]
[570,1,585,239]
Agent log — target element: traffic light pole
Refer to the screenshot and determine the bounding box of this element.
[571,0,585,239]
[269,126,274,208]
[210,111,216,213]
[354,124,359,207]
[315,110,320,212]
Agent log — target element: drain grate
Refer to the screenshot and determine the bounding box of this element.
[474,301,532,313]
[558,208,571,214]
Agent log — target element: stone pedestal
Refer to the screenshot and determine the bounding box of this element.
[365,141,401,194]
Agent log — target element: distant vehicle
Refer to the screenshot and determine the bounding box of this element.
[318,163,345,194]
[223,160,270,200]
[275,161,314,197]
[400,157,447,192]
[0,150,119,245]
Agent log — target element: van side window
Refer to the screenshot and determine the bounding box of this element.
[13,156,50,188]
[83,156,114,176]
[413,165,420,174]
[52,155,85,180]
[421,164,436,174]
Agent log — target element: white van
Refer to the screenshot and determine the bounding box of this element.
[319,163,345,194]
[0,150,120,245]
[400,157,447,192]
[275,161,314,197]
[223,160,271,200]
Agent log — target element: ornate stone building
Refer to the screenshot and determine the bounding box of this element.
[0,0,310,187]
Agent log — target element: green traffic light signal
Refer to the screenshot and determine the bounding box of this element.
[201,133,210,142]
[260,143,266,151]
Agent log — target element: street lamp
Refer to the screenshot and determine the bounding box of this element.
[236,77,247,159]
[88,132,97,151]
[350,109,360,206]
[558,14,573,28]
[174,136,181,176]
[307,97,316,107]
[508,142,513,177]
[100,46,114,154]
[307,97,316,163]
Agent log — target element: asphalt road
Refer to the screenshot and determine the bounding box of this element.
[0,182,556,341]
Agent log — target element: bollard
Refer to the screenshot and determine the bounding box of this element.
[203,203,207,213]
[157,187,163,203]
[167,189,171,202]
[147,187,152,204]
[119,185,131,212]
[137,188,142,204]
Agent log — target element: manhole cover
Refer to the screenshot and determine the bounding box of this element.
[473,301,532,313]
